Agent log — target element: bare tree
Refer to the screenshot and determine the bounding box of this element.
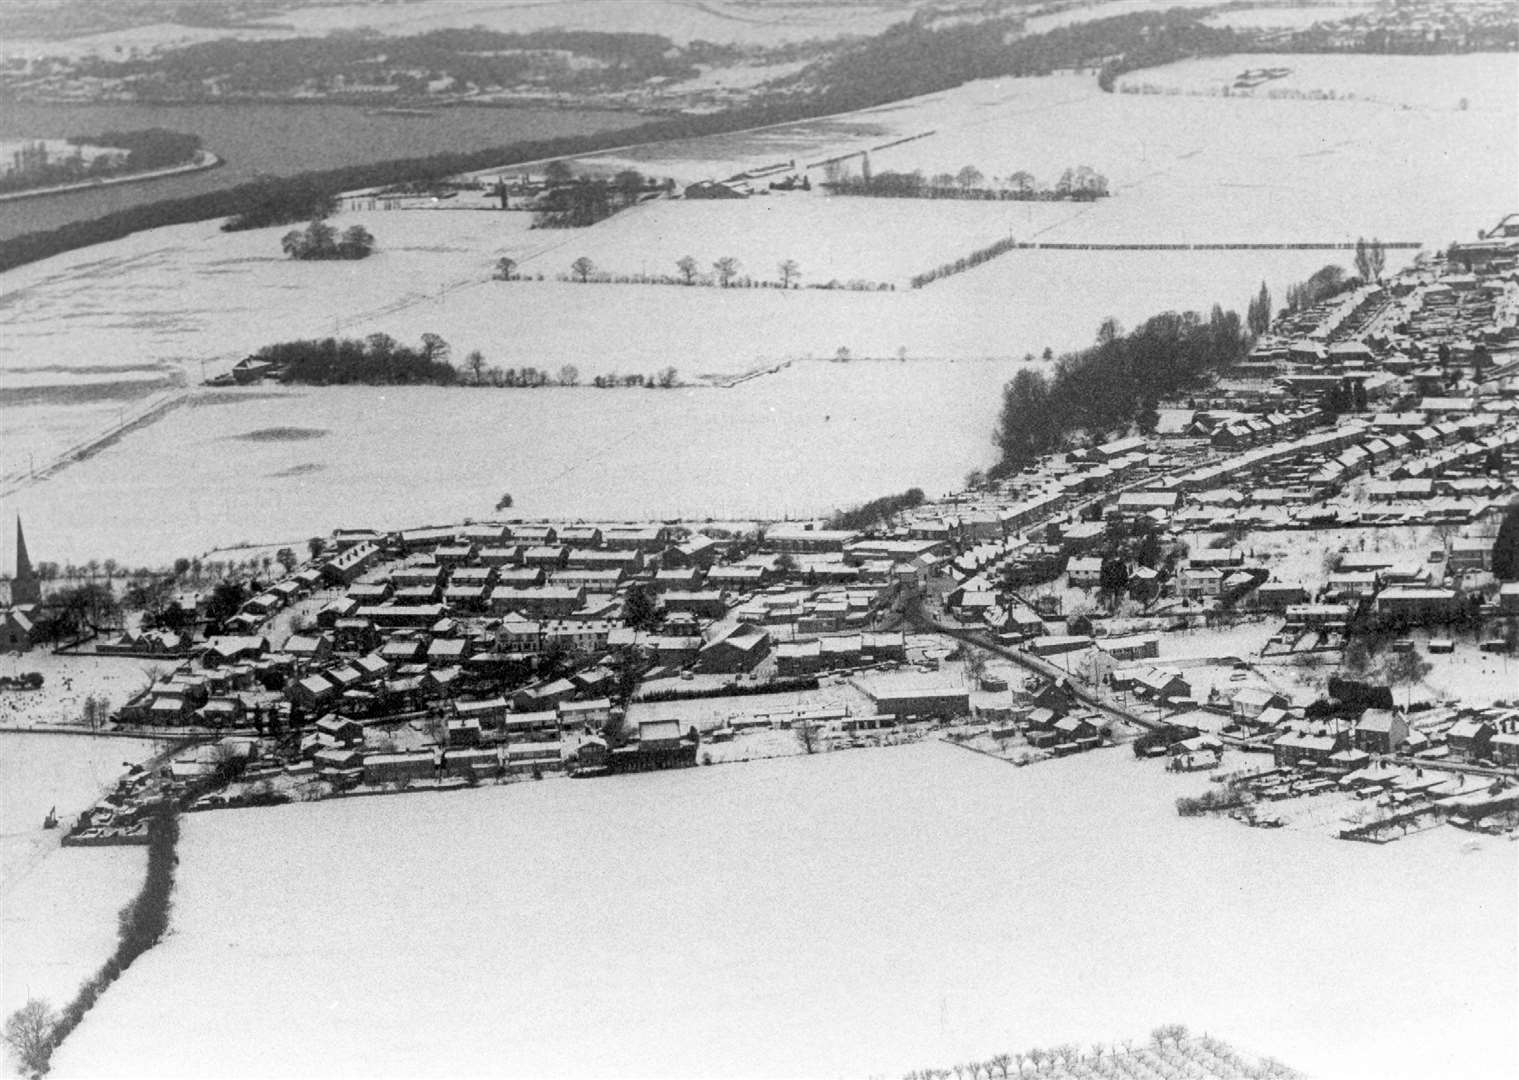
[956,164,984,190]
[988,1054,1011,1078]
[795,719,821,754]
[493,256,517,281]
[571,256,595,283]
[676,254,698,284]
[464,350,487,385]
[778,258,800,288]
[4,999,57,1077]
[558,365,580,387]
[713,256,739,287]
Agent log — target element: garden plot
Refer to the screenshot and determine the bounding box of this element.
[49,743,1518,1080]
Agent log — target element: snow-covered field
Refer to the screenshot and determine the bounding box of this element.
[1,359,1029,566]
[48,742,1519,1080]
[3,52,1513,566]
[1,730,169,1045]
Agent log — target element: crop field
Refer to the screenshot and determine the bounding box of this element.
[48,742,1519,1080]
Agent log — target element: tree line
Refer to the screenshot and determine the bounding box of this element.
[0,128,202,194]
[992,306,1251,475]
[249,333,460,385]
[825,488,926,531]
[0,8,1251,273]
[826,165,1108,202]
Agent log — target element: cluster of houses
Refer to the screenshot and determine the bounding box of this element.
[106,512,998,787]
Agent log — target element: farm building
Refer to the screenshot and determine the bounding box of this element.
[865,687,969,720]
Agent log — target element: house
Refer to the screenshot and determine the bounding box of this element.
[1374,587,1461,622]
[1066,556,1104,587]
[1446,536,1494,573]
[322,541,380,586]
[1098,634,1158,662]
[290,673,337,711]
[1446,718,1495,762]
[283,633,333,664]
[693,623,772,674]
[1231,686,1288,722]
[316,714,364,746]
[202,636,269,666]
[0,608,35,651]
[1352,709,1409,755]
[1272,728,1347,767]
[559,698,612,729]
[776,639,823,677]
[452,697,508,730]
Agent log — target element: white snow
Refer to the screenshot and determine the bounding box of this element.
[47,742,1519,1080]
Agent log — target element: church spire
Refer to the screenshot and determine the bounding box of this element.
[10,518,41,607]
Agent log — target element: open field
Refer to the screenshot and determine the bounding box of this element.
[0,359,1031,567]
[3,52,1513,567]
[48,742,1519,1080]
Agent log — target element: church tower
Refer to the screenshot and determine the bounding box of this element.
[10,518,41,608]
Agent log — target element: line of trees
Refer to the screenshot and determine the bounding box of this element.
[0,8,1246,273]
[993,305,1251,475]
[280,219,373,260]
[826,487,926,531]
[5,809,181,1078]
[910,234,1018,289]
[828,165,1107,202]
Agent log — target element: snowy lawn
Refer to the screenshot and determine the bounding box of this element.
[47,742,1519,1080]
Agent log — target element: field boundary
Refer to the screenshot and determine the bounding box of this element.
[1015,240,1425,251]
